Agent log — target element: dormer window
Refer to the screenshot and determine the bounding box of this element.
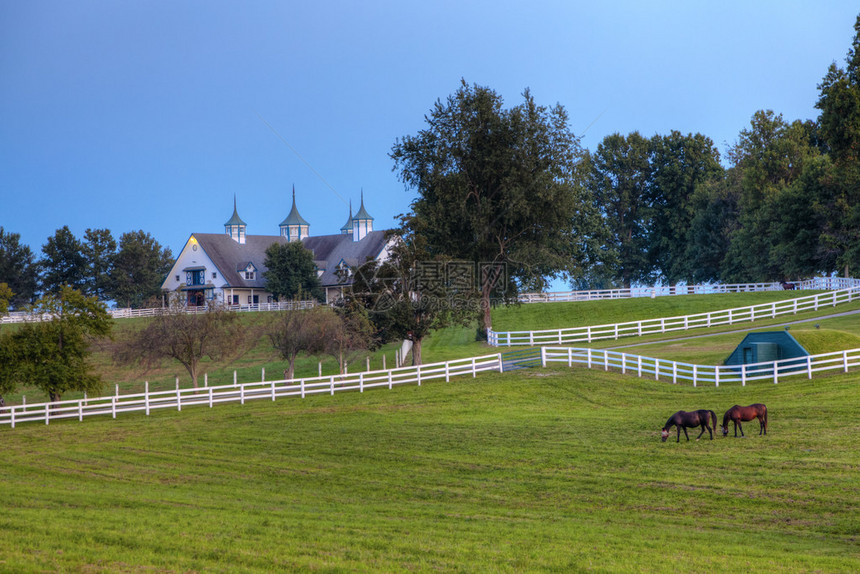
[239,262,257,281]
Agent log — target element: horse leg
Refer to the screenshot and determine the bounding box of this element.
[759,415,765,435]
[676,426,681,443]
[696,425,706,440]
[682,427,690,442]
[737,420,745,437]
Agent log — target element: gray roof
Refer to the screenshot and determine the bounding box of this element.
[192,230,389,289]
[303,230,389,286]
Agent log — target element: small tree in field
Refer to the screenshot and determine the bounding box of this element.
[326,298,374,374]
[267,306,332,380]
[118,299,245,387]
[12,285,113,402]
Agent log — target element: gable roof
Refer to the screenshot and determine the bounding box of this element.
[191,230,390,289]
[303,230,389,286]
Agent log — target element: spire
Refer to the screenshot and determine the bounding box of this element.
[279,185,310,241]
[340,199,354,234]
[225,195,247,243]
[352,189,374,241]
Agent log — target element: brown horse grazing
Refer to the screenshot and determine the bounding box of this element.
[661,410,718,442]
[721,404,768,437]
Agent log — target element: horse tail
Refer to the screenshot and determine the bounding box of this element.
[763,404,768,432]
[710,410,717,431]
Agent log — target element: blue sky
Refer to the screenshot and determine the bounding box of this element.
[1,1,858,282]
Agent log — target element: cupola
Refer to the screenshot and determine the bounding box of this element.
[352,190,374,241]
[340,200,353,235]
[224,196,247,244]
[279,186,310,242]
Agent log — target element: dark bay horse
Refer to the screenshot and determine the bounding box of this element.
[661,409,717,442]
[780,281,796,290]
[721,404,768,437]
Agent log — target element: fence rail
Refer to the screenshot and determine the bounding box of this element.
[539,346,860,387]
[489,286,860,347]
[0,300,317,324]
[517,276,860,303]
[0,353,504,429]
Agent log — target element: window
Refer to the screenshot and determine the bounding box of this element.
[212,272,217,279]
[231,295,239,305]
[175,275,180,282]
[186,270,204,286]
[244,270,255,280]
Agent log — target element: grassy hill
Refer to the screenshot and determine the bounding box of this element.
[1,367,858,572]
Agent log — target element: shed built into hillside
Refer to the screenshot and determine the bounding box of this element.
[724,331,809,369]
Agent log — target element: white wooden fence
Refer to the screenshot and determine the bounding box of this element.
[489,286,860,347]
[539,346,860,387]
[0,354,503,429]
[517,276,860,303]
[0,300,317,324]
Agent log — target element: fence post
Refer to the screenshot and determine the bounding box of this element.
[844,350,849,373]
[773,362,779,384]
[209,386,213,408]
[715,366,719,387]
[111,396,116,419]
[145,381,150,415]
[621,353,626,375]
[79,399,83,422]
[383,355,387,370]
[417,366,421,386]
[541,347,547,368]
[10,407,14,429]
[472,357,477,378]
[176,378,181,412]
[569,348,573,368]
[205,373,208,387]
[367,357,371,372]
[654,358,659,381]
[498,353,504,373]
[445,361,450,382]
[807,356,813,379]
[672,362,677,384]
[301,379,305,399]
[271,380,276,401]
[360,372,364,393]
[234,370,237,387]
[587,348,592,369]
[241,383,245,404]
[741,365,746,387]
[391,368,395,387]
[637,355,642,377]
[693,365,697,387]
[604,350,609,371]
[319,362,322,377]
[330,376,335,395]
[262,368,265,382]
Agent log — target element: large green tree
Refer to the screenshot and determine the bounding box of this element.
[721,111,821,281]
[82,228,117,301]
[350,231,473,365]
[263,241,324,302]
[647,131,723,283]
[12,286,112,402]
[40,226,87,294]
[110,230,173,308]
[815,13,860,275]
[585,132,653,287]
[0,228,39,309]
[391,80,596,331]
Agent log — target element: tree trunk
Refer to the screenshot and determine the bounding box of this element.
[481,282,493,333]
[411,337,423,366]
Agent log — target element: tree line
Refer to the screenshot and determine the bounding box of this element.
[0,226,173,310]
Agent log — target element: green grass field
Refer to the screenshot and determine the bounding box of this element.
[1,367,858,572]
[2,292,860,572]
